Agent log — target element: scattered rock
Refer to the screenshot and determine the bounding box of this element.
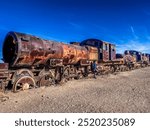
[0,93,9,102]
[0,67,150,112]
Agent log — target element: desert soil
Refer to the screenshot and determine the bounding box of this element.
[0,67,150,113]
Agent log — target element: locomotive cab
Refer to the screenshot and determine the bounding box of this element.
[80,39,116,63]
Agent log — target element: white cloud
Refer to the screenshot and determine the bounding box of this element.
[116,40,150,54]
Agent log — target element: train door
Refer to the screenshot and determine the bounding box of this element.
[99,43,103,61]
[137,52,142,62]
[109,44,116,60]
[102,42,109,62]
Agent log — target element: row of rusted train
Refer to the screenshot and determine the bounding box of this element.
[0,31,150,93]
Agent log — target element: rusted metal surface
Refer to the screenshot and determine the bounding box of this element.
[38,69,55,87]
[0,72,9,79]
[142,53,149,64]
[80,39,103,62]
[145,54,150,61]
[0,63,9,80]
[86,46,98,61]
[2,32,89,67]
[123,54,136,64]
[102,42,109,62]
[109,44,116,60]
[0,64,9,92]
[61,44,88,65]
[124,50,142,62]
[116,53,136,66]
[80,39,116,62]
[0,63,8,70]
[2,31,150,94]
[12,75,36,92]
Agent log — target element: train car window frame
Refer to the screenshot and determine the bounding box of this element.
[105,44,108,51]
[103,43,107,51]
[112,45,115,51]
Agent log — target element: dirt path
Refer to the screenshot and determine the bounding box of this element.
[0,67,150,113]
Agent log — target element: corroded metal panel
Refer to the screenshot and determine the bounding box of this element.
[0,63,9,79]
[142,54,149,63]
[87,46,98,61]
[62,44,88,65]
[124,50,142,62]
[109,44,116,60]
[123,54,136,63]
[0,63,8,70]
[102,42,109,62]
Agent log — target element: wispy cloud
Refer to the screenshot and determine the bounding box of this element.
[130,26,138,39]
[116,25,150,54]
[116,40,150,54]
[68,21,83,30]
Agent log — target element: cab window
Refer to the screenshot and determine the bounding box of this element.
[112,46,115,51]
[103,44,108,50]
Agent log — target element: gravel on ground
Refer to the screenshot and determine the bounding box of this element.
[0,67,150,113]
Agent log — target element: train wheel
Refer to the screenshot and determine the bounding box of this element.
[110,66,115,73]
[39,73,55,87]
[61,68,70,83]
[13,75,36,93]
[74,72,82,80]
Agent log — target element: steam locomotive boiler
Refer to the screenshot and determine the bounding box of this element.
[0,32,98,92]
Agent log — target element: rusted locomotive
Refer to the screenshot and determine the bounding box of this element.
[124,50,149,67]
[0,31,149,93]
[0,32,98,92]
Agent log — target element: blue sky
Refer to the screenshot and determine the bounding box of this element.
[0,0,150,61]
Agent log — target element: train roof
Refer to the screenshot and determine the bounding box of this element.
[144,53,150,56]
[124,50,143,54]
[80,38,115,46]
[125,50,141,53]
[81,38,102,42]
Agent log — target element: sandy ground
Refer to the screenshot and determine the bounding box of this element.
[0,67,150,113]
